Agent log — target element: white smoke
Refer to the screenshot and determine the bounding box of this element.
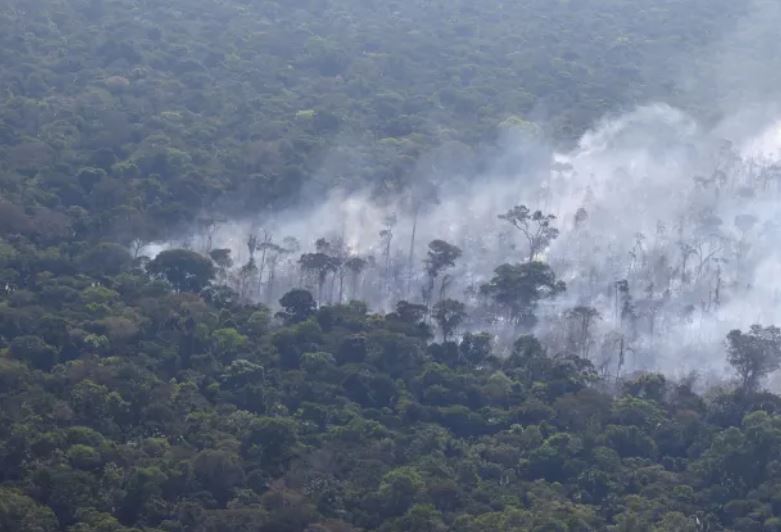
[140,0,781,385]
[142,102,781,384]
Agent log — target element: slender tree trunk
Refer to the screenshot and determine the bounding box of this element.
[408,208,418,295]
[257,246,268,299]
[439,274,451,303]
[714,266,722,308]
[616,336,625,382]
[329,272,336,304]
[424,274,435,310]
[267,262,277,304]
[383,236,393,296]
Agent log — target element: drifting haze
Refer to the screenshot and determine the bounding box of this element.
[142,0,781,383]
[143,104,781,382]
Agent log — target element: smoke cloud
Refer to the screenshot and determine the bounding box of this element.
[142,0,781,385]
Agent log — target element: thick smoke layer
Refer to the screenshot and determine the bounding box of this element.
[143,103,781,383]
[140,0,781,385]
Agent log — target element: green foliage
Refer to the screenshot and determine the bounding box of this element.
[193,449,246,504]
[77,243,132,277]
[147,249,216,292]
[498,205,560,262]
[433,299,467,342]
[277,289,317,325]
[0,488,58,532]
[378,467,425,517]
[212,327,249,356]
[0,0,748,230]
[480,262,565,328]
[0,1,776,530]
[10,335,58,370]
[726,325,781,392]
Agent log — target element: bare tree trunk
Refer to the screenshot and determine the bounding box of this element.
[616,336,625,382]
[382,236,393,297]
[439,274,452,303]
[351,270,363,301]
[257,245,268,299]
[714,266,722,308]
[266,260,277,305]
[328,272,337,304]
[407,208,418,295]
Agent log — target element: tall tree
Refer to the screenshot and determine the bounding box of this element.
[260,242,286,304]
[423,240,462,307]
[147,249,215,292]
[299,250,339,303]
[255,229,274,298]
[565,306,600,358]
[498,205,559,262]
[209,248,233,284]
[726,325,781,393]
[433,299,467,342]
[480,261,565,328]
[345,256,368,301]
[277,289,317,325]
[379,215,396,296]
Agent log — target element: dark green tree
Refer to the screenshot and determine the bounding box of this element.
[433,299,467,342]
[0,487,57,532]
[480,262,565,328]
[299,252,339,303]
[498,205,559,262]
[146,248,215,292]
[10,335,58,371]
[726,325,781,392]
[77,242,132,277]
[345,256,368,300]
[277,289,317,325]
[423,240,461,305]
[459,332,492,366]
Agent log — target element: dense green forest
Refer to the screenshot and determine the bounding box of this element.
[0,0,750,234]
[3,1,781,531]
